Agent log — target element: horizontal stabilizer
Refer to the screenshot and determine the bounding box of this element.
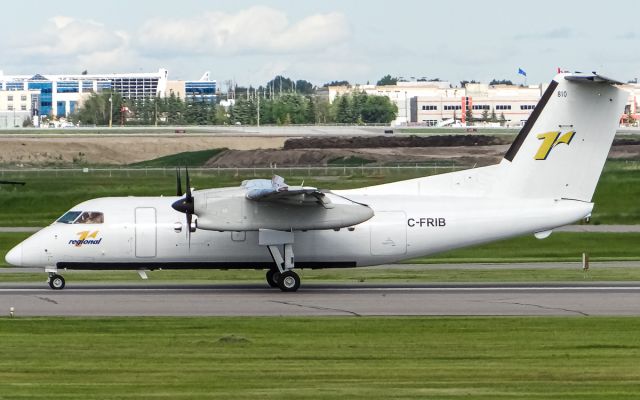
[564,73,623,85]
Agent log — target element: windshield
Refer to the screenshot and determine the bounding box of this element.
[56,211,82,224]
[75,211,104,224]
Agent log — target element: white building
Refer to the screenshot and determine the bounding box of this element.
[0,89,38,128]
[412,83,547,127]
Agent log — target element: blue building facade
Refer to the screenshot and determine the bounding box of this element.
[185,81,217,103]
[0,69,170,118]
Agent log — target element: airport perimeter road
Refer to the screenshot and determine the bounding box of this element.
[1,283,640,317]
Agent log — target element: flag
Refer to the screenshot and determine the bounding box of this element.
[518,68,527,77]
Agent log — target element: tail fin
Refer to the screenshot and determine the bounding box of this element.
[495,73,627,201]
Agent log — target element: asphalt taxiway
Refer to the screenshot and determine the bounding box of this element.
[1,282,640,317]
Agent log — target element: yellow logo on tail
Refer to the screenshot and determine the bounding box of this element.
[534,131,576,160]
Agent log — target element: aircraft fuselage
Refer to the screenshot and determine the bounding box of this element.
[8,194,592,271]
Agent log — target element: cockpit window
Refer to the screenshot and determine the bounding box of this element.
[56,211,82,224]
[75,212,104,224]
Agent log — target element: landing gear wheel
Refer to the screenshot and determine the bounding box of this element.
[277,270,300,292]
[49,274,65,290]
[266,269,280,288]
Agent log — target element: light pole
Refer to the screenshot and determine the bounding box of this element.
[405,91,408,125]
[108,94,113,128]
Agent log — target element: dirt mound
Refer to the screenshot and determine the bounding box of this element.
[283,135,510,149]
[613,138,640,146]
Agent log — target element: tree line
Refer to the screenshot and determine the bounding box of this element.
[71,90,397,126]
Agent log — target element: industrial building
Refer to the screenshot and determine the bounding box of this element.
[329,80,640,127]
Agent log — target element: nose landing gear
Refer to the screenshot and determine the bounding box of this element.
[48,273,65,290]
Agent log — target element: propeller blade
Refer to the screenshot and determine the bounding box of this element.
[176,168,183,197]
[185,167,192,201]
[186,212,192,248]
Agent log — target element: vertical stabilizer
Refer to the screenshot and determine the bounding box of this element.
[495,73,627,201]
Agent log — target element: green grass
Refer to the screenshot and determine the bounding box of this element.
[0,317,639,399]
[414,232,640,263]
[129,148,227,167]
[327,155,375,166]
[591,160,640,224]
[0,233,31,261]
[0,160,638,226]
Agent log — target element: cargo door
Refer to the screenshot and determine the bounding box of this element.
[370,211,407,256]
[135,207,157,258]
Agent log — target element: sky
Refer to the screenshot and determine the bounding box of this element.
[0,0,638,88]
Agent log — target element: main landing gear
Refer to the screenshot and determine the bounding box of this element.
[260,230,301,292]
[48,273,65,290]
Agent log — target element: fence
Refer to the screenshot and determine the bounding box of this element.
[0,164,465,179]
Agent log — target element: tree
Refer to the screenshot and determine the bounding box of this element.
[376,74,398,86]
[481,109,489,122]
[305,96,317,124]
[74,91,124,126]
[352,91,368,122]
[266,76,294,95]
[490,79,514,86]
[315,98,333,123]
[322,80,349,87]
[332,92,397,124]
[465,107,474,126]
[295,80,314,94]
[334,95,352,123]
[166,92,185,124]
[460,80,478,88]
[490,109,498,123]
[499,112,507,126]
[361,95,398,123]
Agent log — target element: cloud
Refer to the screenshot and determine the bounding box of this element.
[514,28,573,40]
[616,32,638,40]
[2,7,353,83]
[135,6,350,56]
[19,16,126,58]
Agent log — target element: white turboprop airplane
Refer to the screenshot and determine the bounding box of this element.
[5,72,627,291]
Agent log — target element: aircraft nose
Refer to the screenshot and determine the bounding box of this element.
[5,243,23,266]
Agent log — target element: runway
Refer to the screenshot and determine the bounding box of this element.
[1,283,640,316]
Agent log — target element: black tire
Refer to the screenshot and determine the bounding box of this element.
[49,274,65,290]
[278,270,300,292]
[266,269,280,288]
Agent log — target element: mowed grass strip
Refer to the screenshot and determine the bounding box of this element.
[0,317,639,399]
[129,148,227,167]
[2,266,640,285]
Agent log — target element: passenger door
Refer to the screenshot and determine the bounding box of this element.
[135,207,157,258]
